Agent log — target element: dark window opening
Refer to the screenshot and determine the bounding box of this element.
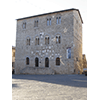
[35,57,39,67]
[56,57,60,65]
[45,57,49,67]
[26,57,29,65]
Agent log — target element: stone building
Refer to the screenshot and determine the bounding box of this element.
[15,8,83,74]
[12,46,15,73]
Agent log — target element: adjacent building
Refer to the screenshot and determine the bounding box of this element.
[15,8,83,74]
[12,46,15,73]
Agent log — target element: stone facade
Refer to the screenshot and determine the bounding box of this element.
[15,8,83,74]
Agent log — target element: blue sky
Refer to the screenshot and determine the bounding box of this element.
[10,0,87,54]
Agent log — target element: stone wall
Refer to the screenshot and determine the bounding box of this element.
[73,10,83,74]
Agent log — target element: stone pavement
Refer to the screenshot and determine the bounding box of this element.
[12,74,87,100]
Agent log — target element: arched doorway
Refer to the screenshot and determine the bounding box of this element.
[45,57,49,67]
[35,57,39,67]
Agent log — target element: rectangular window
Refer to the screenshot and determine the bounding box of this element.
[67,47,71,59]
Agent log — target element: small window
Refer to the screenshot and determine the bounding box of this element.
[56,17,61,24]
[35,57,39,67]
[36,20,38,27]
[22,22,26,29]
[56,57,60,65]
[26,38,30,45]
[45,57,49,67]
[56,35,61,44]
[45,36,49,45]
[34,20,38,27]
[47,19,49,26]
[26,57,29,65]
[56,17,58,24]
[35,37,39,45]
[76,57,78,61]
[67,47,71,59]
[49,18,51,26]
[47,18,51,26]
[59,17,61,24]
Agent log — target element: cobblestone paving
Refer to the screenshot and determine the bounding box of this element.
[12,75,87,100]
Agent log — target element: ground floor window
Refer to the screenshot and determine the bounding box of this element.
[45,57,49,67]
[56,57,60,65]
[35,57,39,67]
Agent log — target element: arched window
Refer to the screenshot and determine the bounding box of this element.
[45,36,49,45]
[26,38,30,45]
[56,57,60,65]
[26,57,29,65]
[35,37,39,45]
[56,35,61,44]
[56,17,61,24]
[45,57,49,67]
[47,18,51,26]
[35,57,39,67]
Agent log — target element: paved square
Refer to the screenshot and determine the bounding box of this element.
[12,75,87,100]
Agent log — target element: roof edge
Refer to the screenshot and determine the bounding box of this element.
[16,8,83,24]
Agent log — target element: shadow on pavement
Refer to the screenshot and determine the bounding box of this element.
[12,74,87,88]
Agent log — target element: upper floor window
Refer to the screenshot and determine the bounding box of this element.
[67,47,71,59]
[47,18,51,26]
[56,35,61,44]
[26,57,29,65]
[45,36,49,45]
[26,38,30,45]
[22,22,26,29]
[35,37,39,45]
[56,17,61,24]
[34,20,38,27]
